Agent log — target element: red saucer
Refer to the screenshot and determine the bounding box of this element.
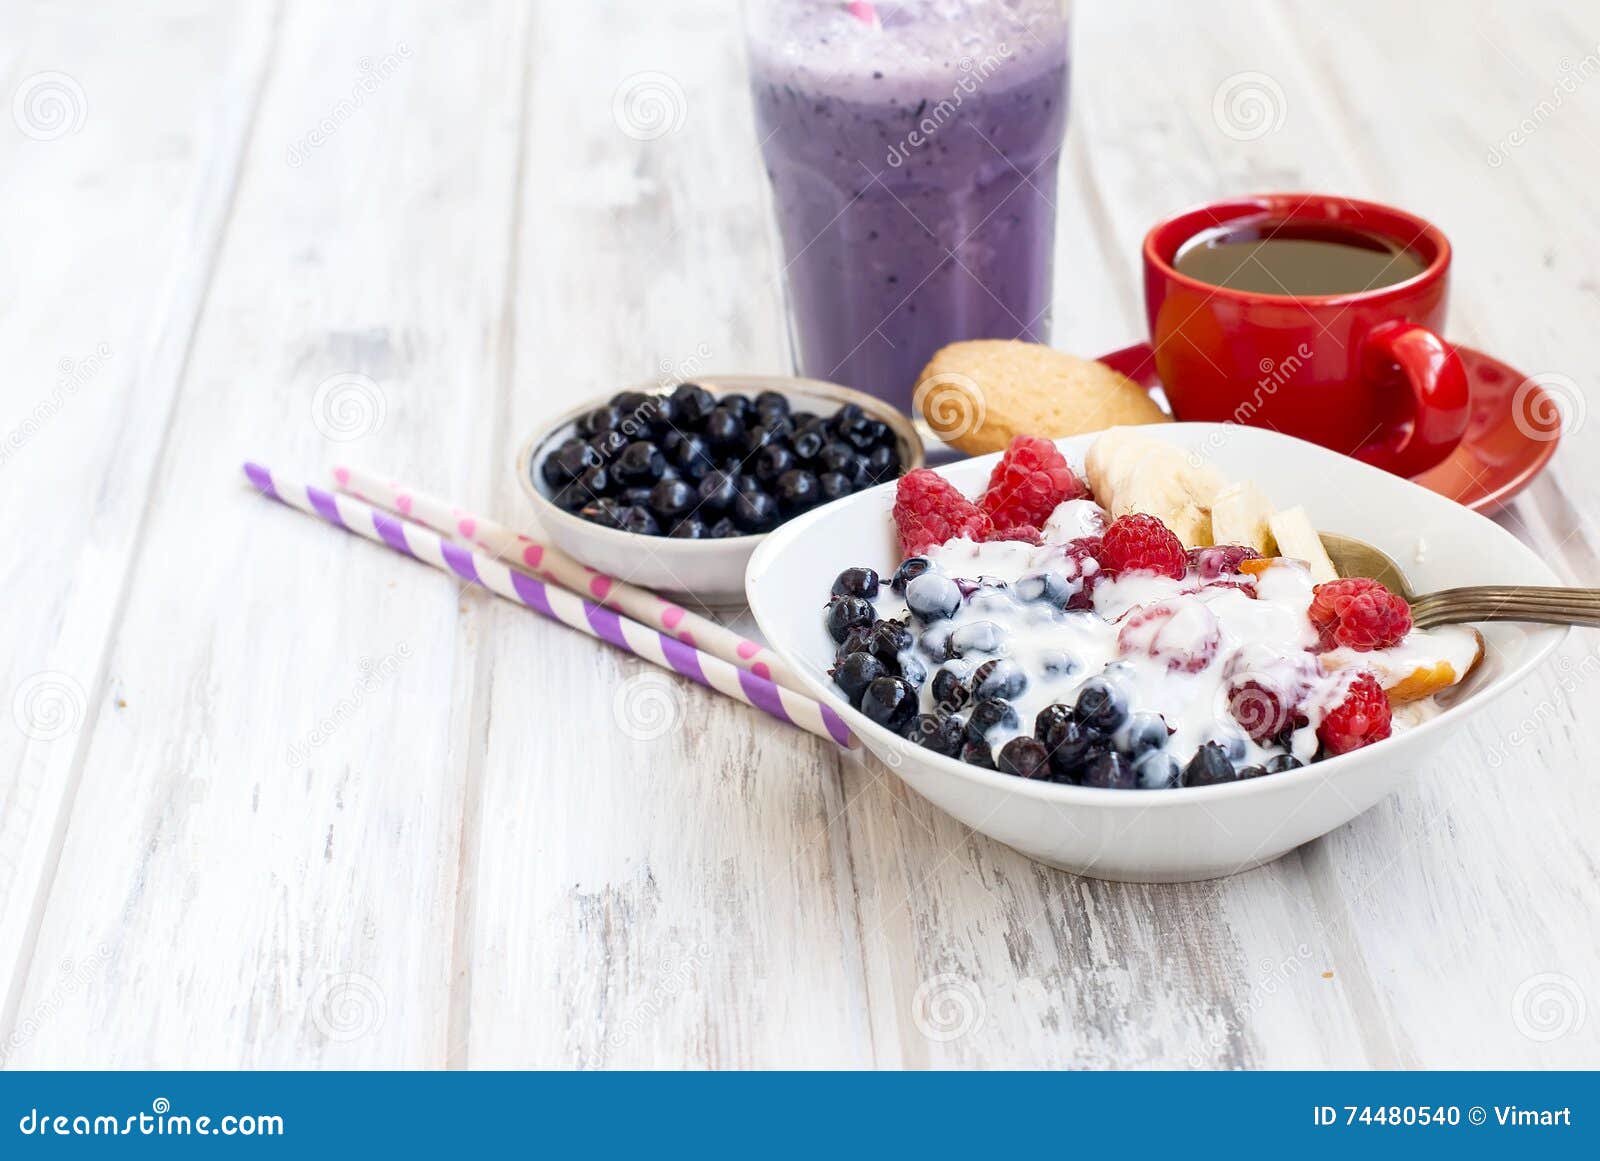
[1096,342,1560,513]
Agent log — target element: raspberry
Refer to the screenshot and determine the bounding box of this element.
[1116,599,1221,673]
[1099,513,1187,580]
[981,523,1042,545]
[1058,536,1103,609]
[892,469,992,556]
[1308,577,1412,651]
[1221,649,1315,742]
[1317,671,1392,755]
[978,435,1089,532]
[1188,544,1263,580]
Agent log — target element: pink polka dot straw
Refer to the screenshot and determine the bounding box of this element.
[330,465,799,691]
[244,464,855,750]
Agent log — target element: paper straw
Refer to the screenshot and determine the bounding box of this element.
[244,463,856,750]
[330,465,801,690]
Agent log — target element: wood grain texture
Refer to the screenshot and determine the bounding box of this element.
[1,0,1595,1068]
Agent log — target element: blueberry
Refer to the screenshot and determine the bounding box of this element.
[578,499,623,529]
[621,485,654,508]
[832,651,887,706]
[1134,751,1181,790]
[917,622,955,661]
[696,470,738,514]
[909,713,966,757]
[1082,751,1136,790]
[972,658,1027,702]
[818,472,854,502]
[831,567,880,600]
[1073,677,1127,732]
[754,443,796,484]
[865,444,900,481]
[1121,712,1169,757]
[904,572,961,622]
[733,489,779,532]
[818,441,866,481]
[862,418,892,448]
[669,382,717,427]
[1036,708,1096,780]
[1181,742,1239,787]
[1210,731,1249,762]
[930,668,971,713]
[999,737,1052,780]
[703,407,745,449]
[867,619,913,666]
[891,556,934,594]
[825,596,875,644]
[665,432,715,480]
[707,516,739,539]
[1036,650,1078,678]
[551,481,590,512]
[834,624,874,662]
[860,676,917,732]
[542,437,597,486]
[1238,765,1268,780]
[964,698,1019,744]
[819,473,857,505]
[754,389,791,417]
[615,440,666,485]
[1265,753,1304,774]
[718,393,751,421]
[962,579,1015,615]
[960,739,997,770]
[575,405,618,438]
[897,652,927,688]
[791,427,825,461]
[616,505,659,536]
[1016,570,1074,607]
[775,469,821,513]
[574,463,611,497]
[648,478,696,523]
[610,389,650,411]
[947,621,1004,658]
[669,518,708,539]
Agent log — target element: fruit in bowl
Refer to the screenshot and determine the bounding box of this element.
[745,423,1559,881]
[518,374,922,603]
[823,430,1484,788]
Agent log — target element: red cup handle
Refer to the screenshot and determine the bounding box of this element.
[1357,320,1470,477]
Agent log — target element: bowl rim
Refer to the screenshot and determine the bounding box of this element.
[515,373,926,554]
[745,421,1570,808]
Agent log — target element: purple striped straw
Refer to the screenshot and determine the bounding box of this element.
[242,462,857,750]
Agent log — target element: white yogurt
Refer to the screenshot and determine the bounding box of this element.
[869,497,1470,773]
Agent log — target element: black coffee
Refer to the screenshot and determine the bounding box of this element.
[1173,219,1427,296]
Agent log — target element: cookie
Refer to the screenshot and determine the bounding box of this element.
[912,340,1170,456]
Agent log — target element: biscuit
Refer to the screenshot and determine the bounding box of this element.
[912,340,1170,456]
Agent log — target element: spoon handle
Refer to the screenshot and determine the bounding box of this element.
[1411,586,1600,629]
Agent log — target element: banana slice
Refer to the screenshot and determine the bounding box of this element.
[1267,506,1338,582]
[1209,481,1277,554]
[1084,429,1227,548]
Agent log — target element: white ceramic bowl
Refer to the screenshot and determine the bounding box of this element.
[516,375,923,604]
[746,422,1567,882]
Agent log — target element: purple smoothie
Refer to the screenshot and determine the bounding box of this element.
[747,1,1070,413]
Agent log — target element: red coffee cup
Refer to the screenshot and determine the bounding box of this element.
[1143,193,1470,477]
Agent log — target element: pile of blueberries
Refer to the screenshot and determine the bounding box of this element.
[540,383,904,539]
[825,561,1305,790]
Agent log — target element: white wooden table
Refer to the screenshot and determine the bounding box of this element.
[2,0,1597,1069]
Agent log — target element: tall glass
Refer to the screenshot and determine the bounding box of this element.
[746,1,1072,415]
